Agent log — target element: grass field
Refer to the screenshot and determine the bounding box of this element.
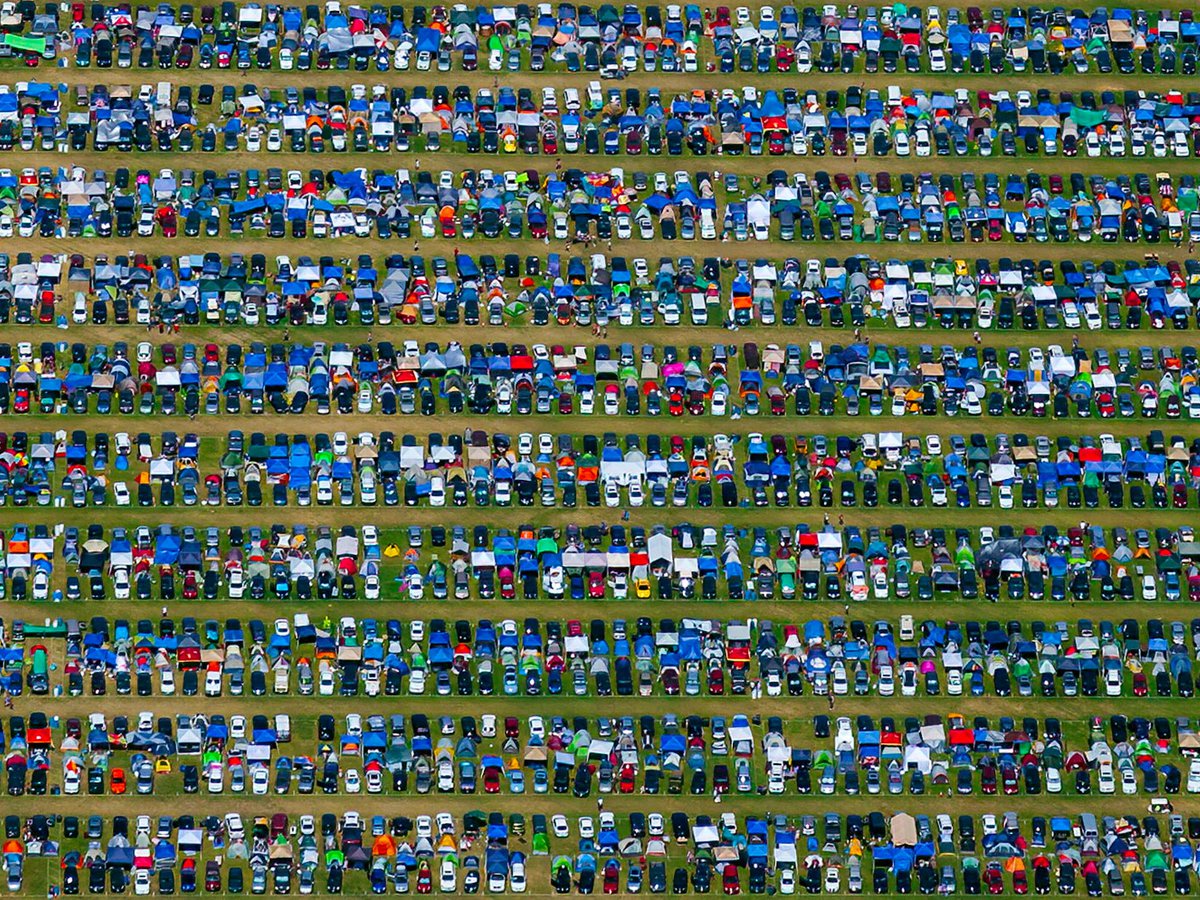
[6,2,1200,898]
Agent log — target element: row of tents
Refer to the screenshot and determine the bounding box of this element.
[8,333,1200,422]
[10,0,1200,75]
[13,249,1200,333]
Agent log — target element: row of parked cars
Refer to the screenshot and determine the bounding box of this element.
[1,451,1199,582]
[14,152,1200,248]
[12,247,1200,333]
[11,335,1200,421]
[17,421,1200,515]
[37,420,1200,502]
[7,607,1200,700]
[8,704,1200,803]
[26,0,1200,75]
[11,0,1200,79]
[44,79,1200,165]
[6,805,1200,896]
[1,506,1199,605]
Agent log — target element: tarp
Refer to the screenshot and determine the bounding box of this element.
[4,33,46,52]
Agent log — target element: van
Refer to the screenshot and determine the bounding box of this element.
[1077,813,1098,841]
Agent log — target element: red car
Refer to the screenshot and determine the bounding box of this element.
[603,862,620,895]
[723,864,741,895]
[416,862,432,894]
[587,571,605,598]
[498,568,516,600]
[979,764,996,795]
[110,768,126,795]
[1012,868,1028,894]
[984,866,1004,895]
[1132,671,1148,697]
[1000,765,1019,795]
[157,208,177,238]
[618,765,636,794]
[483,765,502,794]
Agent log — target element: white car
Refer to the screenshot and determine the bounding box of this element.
[206,764,224,793]
[877,665,895,696]
[510,859,527,893]
[1141,576,1158,601]
[1045,768,1062,793]
[1120,768,1138,795]
[439,860,457,893]
[1187,761,1200,793]
[251,767,270,795]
